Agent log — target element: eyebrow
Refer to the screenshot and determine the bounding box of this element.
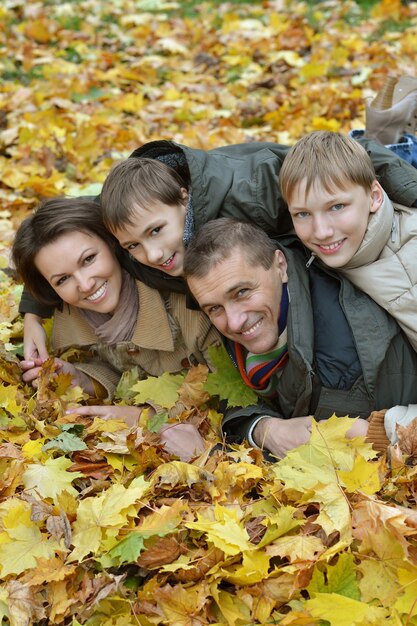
[49,248,93,281]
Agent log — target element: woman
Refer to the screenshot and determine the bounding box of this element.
[12,197,220,456]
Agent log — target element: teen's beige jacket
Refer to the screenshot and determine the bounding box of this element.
[51,280,220,397]
[339,191,417,351]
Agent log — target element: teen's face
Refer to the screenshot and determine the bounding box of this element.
[35,231,123,314]
[112,195,187,277]
[187,248,288,354]
[287,178,383,268]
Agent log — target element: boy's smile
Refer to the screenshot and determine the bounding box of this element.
[288,178,384,268]
[112,197,187,277]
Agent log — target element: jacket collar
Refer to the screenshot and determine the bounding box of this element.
[343,190,394,269]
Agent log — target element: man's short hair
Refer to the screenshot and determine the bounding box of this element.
[184,218,277,279]
[100,157,186,231]
[12,197,118,307]
[279,131,376,204]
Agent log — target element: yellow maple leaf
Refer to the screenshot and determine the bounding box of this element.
[311,116,341,132]
[306,592,389,625]
[267,534,324,562]
[358,560,400,606]
[0,500,32,529]
[371,0,402,19]
[393,566,417,618]
[210,581,252,625]
[22,457,83,499]
[0,523,60,576]
[152,460,214,489]
[156,581,209,625]
[338,454,381,495]
[0,384,21,418]
[69,481,149,562]
[274,415,376,492]
[220,549,270,585]
[109,93,145,113]
[314,481,352,540]
[186,504,252,556]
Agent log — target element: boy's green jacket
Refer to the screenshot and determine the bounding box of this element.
[19,137,417,316]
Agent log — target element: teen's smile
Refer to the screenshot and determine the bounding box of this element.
[314,238,346,255]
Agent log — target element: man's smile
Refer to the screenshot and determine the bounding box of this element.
[240,318,263,337]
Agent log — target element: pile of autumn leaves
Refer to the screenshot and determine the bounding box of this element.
[1,344,417,626]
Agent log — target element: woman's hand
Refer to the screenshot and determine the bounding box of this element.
[23,314,49,362]
[70,404,143,427]
[20,357,96,395]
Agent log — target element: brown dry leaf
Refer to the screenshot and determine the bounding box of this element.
[137,535,186,569]
[178,364,210,408]
[396,416,417,457]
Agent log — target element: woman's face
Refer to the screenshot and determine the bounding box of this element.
[35,230,123,314]
[111,195,187,277]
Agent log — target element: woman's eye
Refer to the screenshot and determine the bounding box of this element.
[84,254,96,264]
[56,276,68,286]
[127,243,138,251]
[332,203,344,211]
[208,305,220,315]
[151,226,162,236]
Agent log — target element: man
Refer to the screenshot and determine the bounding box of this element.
[183,218,417,459]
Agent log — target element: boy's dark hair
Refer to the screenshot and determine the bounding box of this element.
[183,218,277,279]
[279,131,376,204]
[12,196,119,307]
[100,157,187,231]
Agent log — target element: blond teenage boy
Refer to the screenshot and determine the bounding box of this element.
[279,130,417,352]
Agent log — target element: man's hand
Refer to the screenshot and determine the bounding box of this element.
[160,423,206,461]
[253,416,313,459]
[70,404,143,427]
[23,313,49,361]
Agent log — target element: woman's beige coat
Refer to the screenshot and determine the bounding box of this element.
[52,280,220,397]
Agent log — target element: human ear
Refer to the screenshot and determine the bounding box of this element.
[370,180,384,214]
[274,249,288,283]
[181,187,189,202]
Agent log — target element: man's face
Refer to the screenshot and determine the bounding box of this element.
[288,178,383,268]
[187,248,288,354]
[112,193,187,277]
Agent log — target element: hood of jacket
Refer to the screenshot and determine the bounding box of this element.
[342,190,394,269]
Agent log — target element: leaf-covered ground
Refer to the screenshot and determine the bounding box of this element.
[1,0,417,624]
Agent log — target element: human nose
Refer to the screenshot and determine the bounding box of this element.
[143,242,164,264]
[225,304,247,333]
[75,271,95,293]
[312,215,334,240]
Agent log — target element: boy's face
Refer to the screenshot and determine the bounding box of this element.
[112,195,187,277]
[287,178,383,268]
